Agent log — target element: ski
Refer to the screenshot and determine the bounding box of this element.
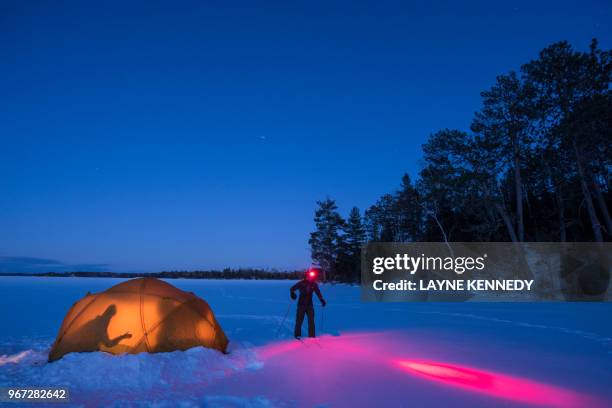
[295,337,309,347]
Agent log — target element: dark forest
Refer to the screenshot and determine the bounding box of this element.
[310,39,611,282]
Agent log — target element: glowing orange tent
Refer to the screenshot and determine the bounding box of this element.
[48,277,228,362]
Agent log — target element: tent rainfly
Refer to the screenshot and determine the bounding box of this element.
[49,277,228,362]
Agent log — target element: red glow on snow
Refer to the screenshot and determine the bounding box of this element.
[257,339,304,359]
[396,360,601,407]
[203,332,607,408]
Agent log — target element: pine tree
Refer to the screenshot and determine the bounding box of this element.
[343,207,366,281]
[522,39,612,242]
[309,199,345,280]
[394,174,422,242]
[309,39,611,254]
[471,72,535,242]
[345,207,366,256]
[364,194,399,242]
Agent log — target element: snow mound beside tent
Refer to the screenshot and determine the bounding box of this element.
[1,343,262,407]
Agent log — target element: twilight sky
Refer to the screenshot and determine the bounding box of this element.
[1,0,610,272]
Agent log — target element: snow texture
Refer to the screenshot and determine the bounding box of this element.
[0,277,611,407]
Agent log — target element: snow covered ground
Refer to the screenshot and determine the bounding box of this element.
[0,276,611,407]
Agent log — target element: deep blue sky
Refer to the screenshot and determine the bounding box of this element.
[1,1,610,272]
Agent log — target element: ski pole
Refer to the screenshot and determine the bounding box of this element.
[320,304,325,335]
[275,302,292,338]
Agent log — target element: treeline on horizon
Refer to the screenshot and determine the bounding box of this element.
[309,39,612,283]
[0,268,305,280]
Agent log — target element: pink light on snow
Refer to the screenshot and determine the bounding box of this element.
[203,332,608,407]
[257,338,304,359]
[396,360,605,408]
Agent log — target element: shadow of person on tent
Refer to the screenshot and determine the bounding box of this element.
[71,304,132,353]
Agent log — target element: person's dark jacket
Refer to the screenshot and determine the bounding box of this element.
[290,279,326,307]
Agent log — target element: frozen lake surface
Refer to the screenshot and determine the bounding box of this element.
[0,276,611,407]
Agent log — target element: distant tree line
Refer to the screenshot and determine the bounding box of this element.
[0,268,305,280]
[310,39,611,282]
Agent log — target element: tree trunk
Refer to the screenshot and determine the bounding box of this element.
[513,138,524,241]
[573,140,603,242]
[480,180,519,242]
[495,203,519,243]
[483,180,531,278]
[495,202,533,279]
[544,163,567,242]
[420,202,454,257]
[555,188,567,242]
[591,176,612,237]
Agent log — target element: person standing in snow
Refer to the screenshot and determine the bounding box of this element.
[290,268,326,338]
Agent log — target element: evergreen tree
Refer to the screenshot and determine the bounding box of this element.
[364,194,399,242]
[522,39,612,241]
[309,39,611,278]
[309,199,345,280]
[471,72,535,241]
[419,129,475,242]
[394,174,422,242]
[343,207,366,281]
